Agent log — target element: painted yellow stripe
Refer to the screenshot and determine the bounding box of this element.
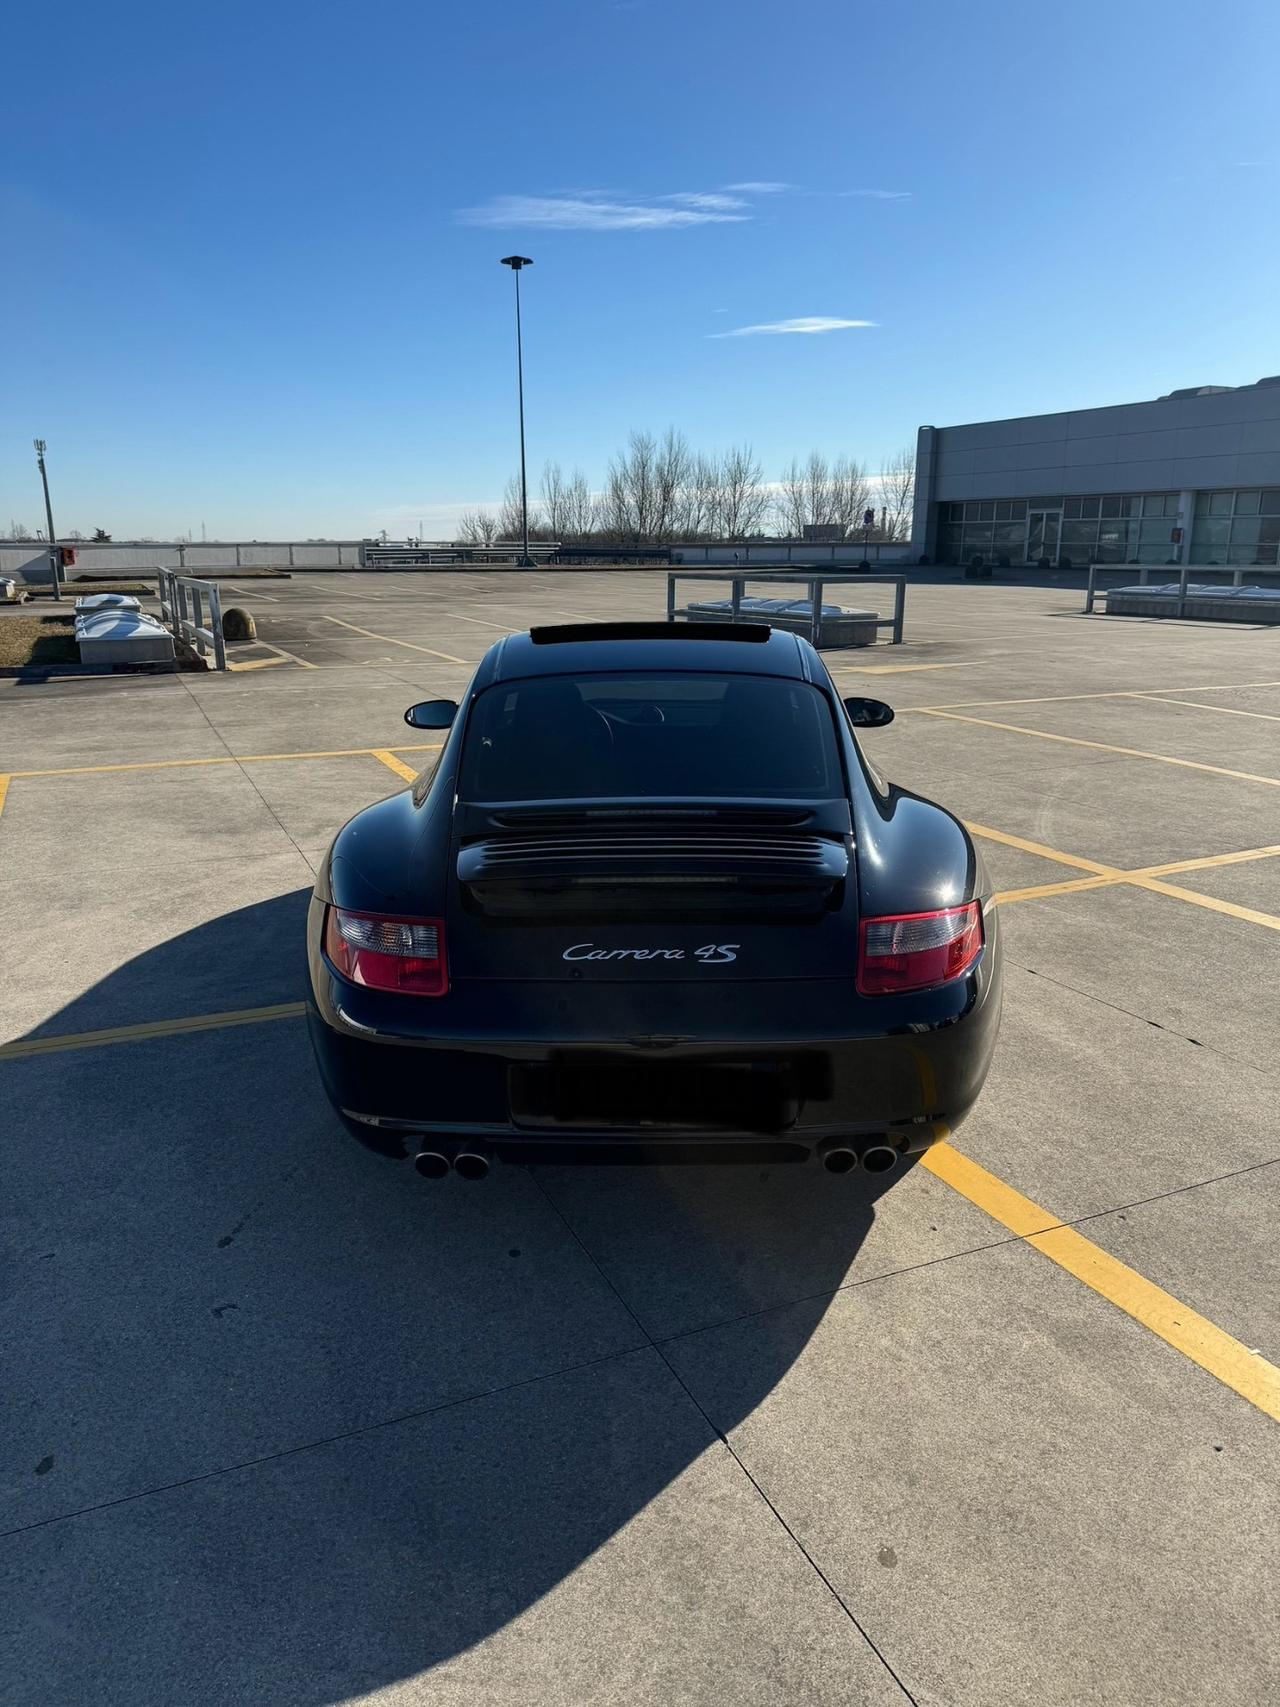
[964,821,1120,877]
[323,614,469,666]
[0,1002,306,1062]
[922,1140,1280,1422]
[0,774,9,820]
[226,655,289,672]
[11,744,443,780]
[1131,693,1280,723]
[1138,844,1280,879]
[992,874,1124,907]
[919,708,1280,788]
[830,662,979,676]
[1132,877,1280,933]
[906,678,1280,713]
[371,749,420,782]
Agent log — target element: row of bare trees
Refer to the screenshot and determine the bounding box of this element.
[456,432,915,547]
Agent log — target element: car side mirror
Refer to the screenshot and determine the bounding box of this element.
[404,699,458,730]
[843,696,895,727]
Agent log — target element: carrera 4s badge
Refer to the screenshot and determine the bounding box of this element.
[562,943,739,964]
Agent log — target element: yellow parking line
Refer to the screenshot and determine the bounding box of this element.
[992,874,1124,907]
[0,774,9,820]
[257,640,317,669]
[830,662,978,676]
[1131,694,1280,723]
[323,614,469,665]
[922,1140,1280,1423]
[226,655,289,672]
[11,744,443,780]
[0,1002,307,1062]
[906,679,1280,713]
[964,821,1119,877]
[920,708,1280,788]
[1131,877,1280,933]
[372,749,420,782]
[1138,844,1280,878]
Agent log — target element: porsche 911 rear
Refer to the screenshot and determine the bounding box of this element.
[306,625,1002,1178]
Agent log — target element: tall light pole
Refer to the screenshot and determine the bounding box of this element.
[499,255,533,568]
[33,439,62,602]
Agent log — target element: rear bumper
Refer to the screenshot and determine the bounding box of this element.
[306,907,1002,1163]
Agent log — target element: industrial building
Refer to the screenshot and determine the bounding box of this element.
[911,377,1280,569]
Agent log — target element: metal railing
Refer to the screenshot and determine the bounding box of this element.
[666,569,906,646]
[157,568,226,669]
[1083,561,1280,619]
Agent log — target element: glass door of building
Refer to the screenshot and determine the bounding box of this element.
[1026,510,1062,563]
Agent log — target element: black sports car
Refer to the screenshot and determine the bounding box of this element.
[306,622,1001,1180]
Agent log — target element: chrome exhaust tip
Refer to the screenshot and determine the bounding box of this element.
[859,1141,899,1175]
[413,1150,452,1181]
[818,1140,859,1175]
[453,1149,492,1182]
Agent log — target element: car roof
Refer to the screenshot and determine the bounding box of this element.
[479,623,812,688]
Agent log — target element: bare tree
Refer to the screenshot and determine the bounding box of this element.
[878,445,915,541]
[563,469,597,540]
[6,520,33,540]
[456,508,500,545]
[719,444,768,538]
[540,463,570,541]
[497,475,542,541]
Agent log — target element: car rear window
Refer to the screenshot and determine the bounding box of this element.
[458,672,843,801]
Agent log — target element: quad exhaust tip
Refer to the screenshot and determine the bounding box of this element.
[453,1150,491,1182]
[820,1144,859,1175]
[413,1147,493,1181]
[818,1138,902,1176]
[413,1150,451,1181]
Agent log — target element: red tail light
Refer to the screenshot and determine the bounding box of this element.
[857,902,983,996]
[323,907,449,996]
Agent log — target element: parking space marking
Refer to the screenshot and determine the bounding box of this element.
[1139,844,1280,878]
[372,750,420,782]
[1132,693,1280,723]
[829,662,979,675]
[226,655,290,672]
[965,822,1118,877]
[922,1140,1280,1423]
[909,679,1280,713]
[0,774,9,820]
[992,874,1123,906]
[0,1002,306,1062]
[443,611,521,632]
[920,708,1280,788]
[10,744,443,781]
[322,615,469,665]
[973,827,1280,927]
[1133,878,1280,933]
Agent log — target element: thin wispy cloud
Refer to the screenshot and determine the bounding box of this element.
[458,193,749,230]
[723,180,792,194]
[834,189,911,200]
[665,191,748,211]
[710,316,877,338]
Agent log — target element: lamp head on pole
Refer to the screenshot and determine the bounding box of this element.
[499,255,533,271]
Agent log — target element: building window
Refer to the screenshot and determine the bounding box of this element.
[1189,490,1280,564]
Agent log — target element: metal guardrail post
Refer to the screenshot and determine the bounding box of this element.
[808,578,821,647]
[209,581,225,670]
[730,577,744,620]
[666,573,677,622]
[1177,562,1190,620]
[891,576,905,643]
[1084,563,1098,614]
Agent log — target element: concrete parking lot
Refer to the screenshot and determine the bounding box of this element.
[2,569,1278,1706]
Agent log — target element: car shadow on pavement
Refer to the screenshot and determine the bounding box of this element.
[5,892,909,1705]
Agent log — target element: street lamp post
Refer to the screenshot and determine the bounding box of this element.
[499,255,533,568]
[33,439,63,602]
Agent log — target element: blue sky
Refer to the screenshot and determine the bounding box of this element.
[3,0,1277,539]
